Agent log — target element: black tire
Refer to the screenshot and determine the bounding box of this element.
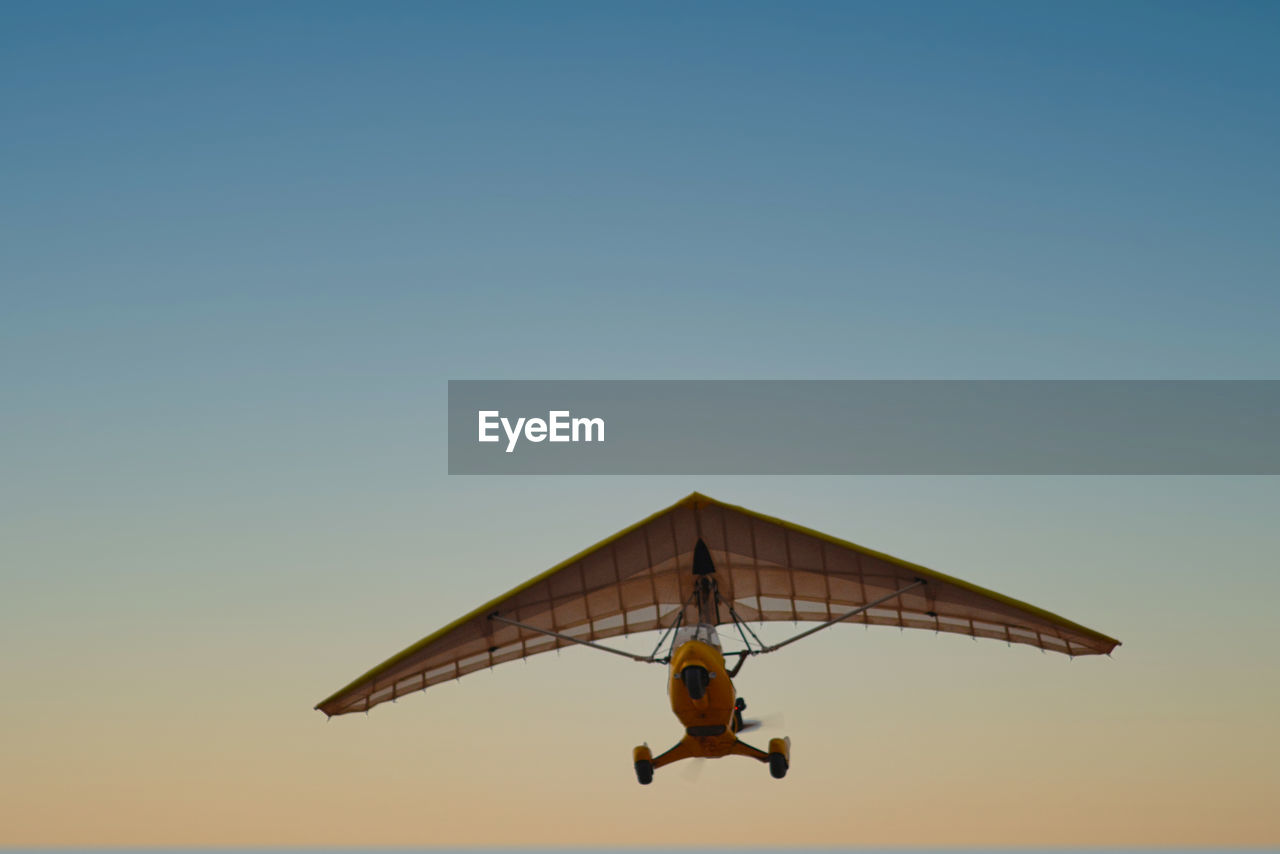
[769,752,788,779]
[635,759,654,785]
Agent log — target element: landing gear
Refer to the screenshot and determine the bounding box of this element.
[769,753,788,778]
[768,736,790,779]
[633,744,654,785]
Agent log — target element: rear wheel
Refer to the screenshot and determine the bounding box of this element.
[635,759,654,785]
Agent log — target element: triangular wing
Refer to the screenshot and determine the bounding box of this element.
[315,492,1119,716]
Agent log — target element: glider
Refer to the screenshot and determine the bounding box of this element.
[316,492,1119,782]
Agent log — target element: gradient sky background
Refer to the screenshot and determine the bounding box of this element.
[3,0,1279,846]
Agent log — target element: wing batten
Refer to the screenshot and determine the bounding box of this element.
[316,492,1119,716]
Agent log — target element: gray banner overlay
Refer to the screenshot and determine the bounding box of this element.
[448,381,1280,474]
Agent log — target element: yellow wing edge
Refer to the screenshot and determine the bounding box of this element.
[313,491,701,713]
[706,493,1121,651]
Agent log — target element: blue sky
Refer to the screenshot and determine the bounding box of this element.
[6,1,1280,386]
[2,2,1279,845]
[6,1,1279,509]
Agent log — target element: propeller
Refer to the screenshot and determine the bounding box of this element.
[681,756,708,782]
[738,712,786,733]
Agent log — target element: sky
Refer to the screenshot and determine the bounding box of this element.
[2,0,1279,847]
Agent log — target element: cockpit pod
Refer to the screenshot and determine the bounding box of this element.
[670,624,721,700]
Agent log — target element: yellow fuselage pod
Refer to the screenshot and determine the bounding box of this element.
[668,638,740,757]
